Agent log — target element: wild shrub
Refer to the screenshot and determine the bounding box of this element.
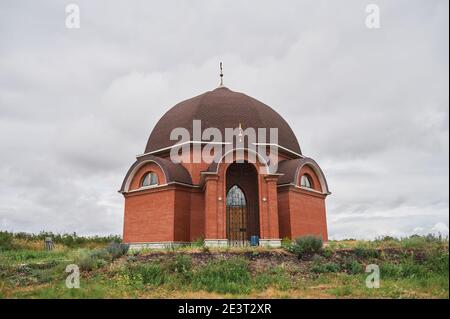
[106,242,129,260]
[322,248,333,258]
[343,258,364,274]
[0,231,15,251]
[73,249,107,271]
[424,251,449,275]
[288,235,323,256]
[311,262,341,273]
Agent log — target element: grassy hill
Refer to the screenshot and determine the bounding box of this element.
[0,231,448,299]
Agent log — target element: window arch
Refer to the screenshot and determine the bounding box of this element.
[226,185,246,207]
[300,174,313,189]
[141,172,158,187]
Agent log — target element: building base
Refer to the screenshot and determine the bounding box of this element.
[127,241,190,250]
[204,239,229,248]
[127,238,282,250]
[259,239,282,248]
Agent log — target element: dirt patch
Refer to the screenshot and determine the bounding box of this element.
[133,246,435,274]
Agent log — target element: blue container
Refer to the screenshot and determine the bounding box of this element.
[250,236,259,246]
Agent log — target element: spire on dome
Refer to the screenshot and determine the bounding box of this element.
[219,62,224,87]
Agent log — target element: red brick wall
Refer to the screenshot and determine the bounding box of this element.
[189,190,205,241]
[173,189,191,242]
[264,176,280,239]
[288,188,328,241]
[123,189,175,243]
[277,161,329,241]
[277,189,291,239]
[122,148,328,244]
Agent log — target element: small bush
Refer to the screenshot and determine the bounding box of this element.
[73,249,107,271]
[106,242,129,260]
[322,248,333,258]
[343,259,364,274]
[311,262,341,273]
[288,236,323,256]
[90,248,111,261]
[0,231,15,251]
[424,251,449,275]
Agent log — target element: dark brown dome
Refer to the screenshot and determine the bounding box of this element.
[145,87,301,155]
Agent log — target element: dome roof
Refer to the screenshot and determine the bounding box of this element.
[145,87,301,155]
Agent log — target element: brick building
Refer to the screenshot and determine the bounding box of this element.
[120,85,330,248]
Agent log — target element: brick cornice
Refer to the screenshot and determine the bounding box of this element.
[277,183,327,199]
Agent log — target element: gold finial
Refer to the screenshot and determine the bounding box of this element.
[219,62,224,86]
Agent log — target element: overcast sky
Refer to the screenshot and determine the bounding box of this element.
[0,0,448,239]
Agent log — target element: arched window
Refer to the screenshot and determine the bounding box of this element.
[141,172,158,187]
[226,185,246,207]
[300,174,313,189]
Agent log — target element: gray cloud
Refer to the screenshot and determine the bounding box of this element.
[0,0,448,238]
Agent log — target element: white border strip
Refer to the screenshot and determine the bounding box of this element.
[136,141,303,159]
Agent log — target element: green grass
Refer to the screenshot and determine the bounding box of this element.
[0,233,448,299]
[191,258,251,294]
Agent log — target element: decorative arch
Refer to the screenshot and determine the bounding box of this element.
[206,147,271,175]
[225,161,260,246]
[297,162,328,194]
[120,154,192,193]
[277,157,330,195]
[125,161,166,192]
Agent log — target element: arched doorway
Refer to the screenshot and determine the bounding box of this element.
[226,162,260,246]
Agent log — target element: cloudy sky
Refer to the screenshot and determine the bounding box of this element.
[0,0,448,239]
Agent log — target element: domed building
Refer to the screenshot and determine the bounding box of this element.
[120,82,330,248]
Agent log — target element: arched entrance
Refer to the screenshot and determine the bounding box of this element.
[226,162,260,246]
